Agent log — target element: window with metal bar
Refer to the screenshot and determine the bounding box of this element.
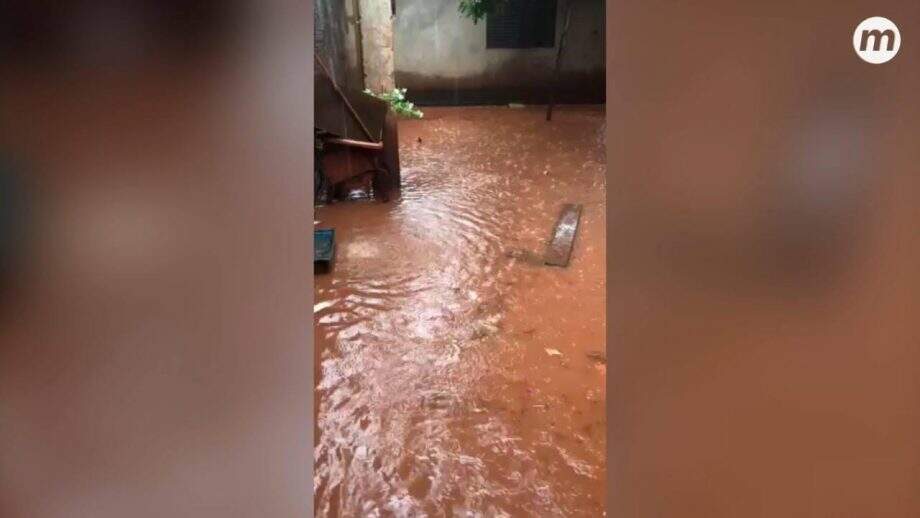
[486,0,557,49]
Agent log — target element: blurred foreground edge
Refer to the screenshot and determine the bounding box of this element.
[1,2,315,517]
[608,1,920,517]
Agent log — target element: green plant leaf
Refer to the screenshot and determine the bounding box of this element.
[364,87,424,119]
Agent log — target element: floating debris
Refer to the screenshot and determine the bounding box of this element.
[586,350,606,364]
[505,248,545,266]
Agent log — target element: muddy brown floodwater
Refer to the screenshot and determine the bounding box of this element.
[314,105,606,517]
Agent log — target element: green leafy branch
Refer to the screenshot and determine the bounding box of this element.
[458,0,508,23]
[364,88,424,119]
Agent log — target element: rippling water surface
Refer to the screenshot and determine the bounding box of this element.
[314,106,606,517]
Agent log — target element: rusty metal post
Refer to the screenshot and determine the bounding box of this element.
[547,0,574,121]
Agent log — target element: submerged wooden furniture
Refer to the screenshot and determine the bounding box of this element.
[315,56,400,201]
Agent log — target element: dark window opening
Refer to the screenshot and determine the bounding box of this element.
[486,0,557,49]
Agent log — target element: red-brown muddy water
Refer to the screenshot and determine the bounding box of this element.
[314,106,606,517]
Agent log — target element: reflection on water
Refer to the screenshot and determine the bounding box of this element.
[314,106,606,517]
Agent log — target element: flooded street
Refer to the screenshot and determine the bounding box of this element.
[314,106,606,517]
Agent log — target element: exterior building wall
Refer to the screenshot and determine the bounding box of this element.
[393,0,605,105]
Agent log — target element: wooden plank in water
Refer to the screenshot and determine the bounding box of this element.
[544,203,583,267]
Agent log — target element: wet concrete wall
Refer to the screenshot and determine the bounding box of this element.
[359,0,396,92]
[394,0,605,105]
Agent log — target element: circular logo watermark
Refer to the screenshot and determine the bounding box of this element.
[853,17,900,64]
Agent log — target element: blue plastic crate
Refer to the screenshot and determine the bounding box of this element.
[314,229,335,272]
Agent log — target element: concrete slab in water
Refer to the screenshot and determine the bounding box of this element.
[544,203,583,266]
